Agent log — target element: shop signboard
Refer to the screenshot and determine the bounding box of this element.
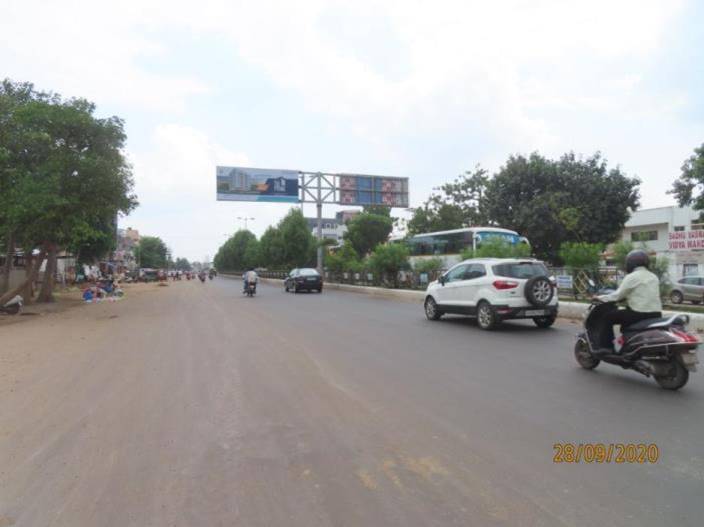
[668,229,704,251]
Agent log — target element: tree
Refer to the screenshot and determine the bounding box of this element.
[324,241,361,273]
[136,237,168,269]
[559,242,603,270]
[213,230,257,271]
[611,240,634,271]
[174,257,191,271]
[670,143,704,216]
[484,152,639,263]
[406,167,490,235]
[258,226,284,268]
[277,208,315,268]
[343,211,393,257]
[0,79,136,304]
[367,243,410,288]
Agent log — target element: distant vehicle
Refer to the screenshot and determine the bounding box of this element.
[285,268,323,293]
[669,276,704,305]
[245,281,256,297]
[139,268,159,282]
[424,257,557,330]
[392,227,530,268]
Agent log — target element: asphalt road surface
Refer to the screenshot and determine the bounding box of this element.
[1,278,703,527]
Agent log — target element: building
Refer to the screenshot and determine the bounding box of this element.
[305,210,360,244]
[617,205,702,278]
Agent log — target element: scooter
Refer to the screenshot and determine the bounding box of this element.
[0,295,23,315]
[198,272,206,283]
[245,282,256,297]
[574,300,699,390]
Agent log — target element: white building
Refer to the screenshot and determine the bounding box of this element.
[618,205,703,278]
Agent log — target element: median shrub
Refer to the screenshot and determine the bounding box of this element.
[559,242,603,271]
[367,243,410,288]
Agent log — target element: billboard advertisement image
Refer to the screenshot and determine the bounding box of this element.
[216,166,299,202]
[338,175,409,207]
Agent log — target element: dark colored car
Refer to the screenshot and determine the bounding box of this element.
[285,268,323,293]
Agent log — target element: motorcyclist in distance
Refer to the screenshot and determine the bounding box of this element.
[593,249,662,355]
[243,267,258,294]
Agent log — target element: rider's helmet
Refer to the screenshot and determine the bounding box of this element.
[625,249,649,273]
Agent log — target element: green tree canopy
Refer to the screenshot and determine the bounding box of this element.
[213,230,257,271]
[484,152,639,263]
[277,208,315,268]
[343,211,393,257]
[0,79,137,303]
[174,257,191,271]
[407,167,490,235]
[136,236,168,269]
[670,143,704,216]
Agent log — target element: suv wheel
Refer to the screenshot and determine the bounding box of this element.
[477,301,497,330]
[525,276,554,307]
[424,297,443,320]
[670,290,683,304]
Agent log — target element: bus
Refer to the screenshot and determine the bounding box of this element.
[393,227,530,268]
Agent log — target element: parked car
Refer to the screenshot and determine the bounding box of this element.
[423,258,558,330]
[285,268,323,293]
[669,276,704,304]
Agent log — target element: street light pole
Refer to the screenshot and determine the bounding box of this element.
[237,216,255,230]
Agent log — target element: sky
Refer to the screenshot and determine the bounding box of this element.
[2,0,703,261]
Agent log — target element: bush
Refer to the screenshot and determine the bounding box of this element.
[413,257,444,273]
[559,242,603,270]
[325,242,361,274]
[367,243,410,287]
[461,238,531,260]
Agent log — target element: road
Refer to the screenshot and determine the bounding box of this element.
[1,278,703,527]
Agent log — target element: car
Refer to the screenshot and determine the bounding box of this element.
[285,268,323,293]
[423,257,558,330]
[669,276,704,305]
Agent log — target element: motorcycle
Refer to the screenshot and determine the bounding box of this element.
[245,282,256,297]
[575,299,699,390]
[0,295,23,315]
[198,272,206,283]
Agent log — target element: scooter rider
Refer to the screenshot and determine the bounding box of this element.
[593,249,662,355]
[243,267,258,293]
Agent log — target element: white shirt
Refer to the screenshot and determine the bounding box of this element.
[598,266,662,313]
[244,271,258,284]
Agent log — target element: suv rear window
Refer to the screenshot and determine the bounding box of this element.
[493,262,548,279]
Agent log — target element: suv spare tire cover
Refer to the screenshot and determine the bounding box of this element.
[525,276,554,306]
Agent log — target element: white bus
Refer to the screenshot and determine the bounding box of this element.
[394,227,530,269]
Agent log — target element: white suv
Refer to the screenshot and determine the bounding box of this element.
[424,258,558,330]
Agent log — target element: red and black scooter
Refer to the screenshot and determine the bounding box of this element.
[575,300,700,390]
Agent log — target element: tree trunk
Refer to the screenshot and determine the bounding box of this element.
[37,243,58,303]
[1,230,14,294]
[0,249,46,307]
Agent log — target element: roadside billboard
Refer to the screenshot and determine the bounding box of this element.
[216,166,299,202]
[338,175,409,207]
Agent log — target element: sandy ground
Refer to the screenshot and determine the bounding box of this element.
[1,278,703,527]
